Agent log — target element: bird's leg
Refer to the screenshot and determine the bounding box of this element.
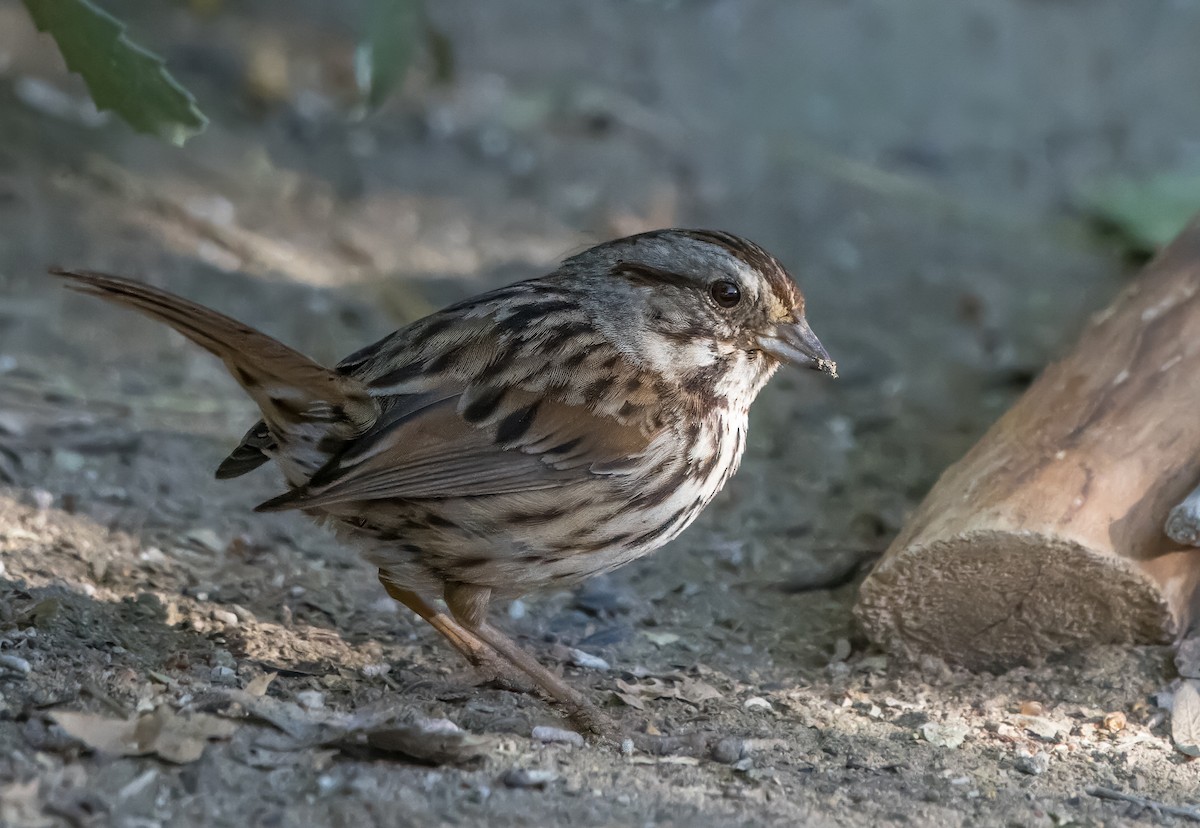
[444,582,618,740]
[376,572,527,690]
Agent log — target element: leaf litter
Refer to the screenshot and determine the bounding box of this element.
[223,688,491,765]
[613,675,724,710]
[49,706,236,764]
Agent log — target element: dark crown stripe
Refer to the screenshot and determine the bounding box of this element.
[677,229,800,307]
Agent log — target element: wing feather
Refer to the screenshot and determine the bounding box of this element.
[255,383,657,511]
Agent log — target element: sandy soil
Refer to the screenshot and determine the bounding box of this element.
[2,1,1200,825]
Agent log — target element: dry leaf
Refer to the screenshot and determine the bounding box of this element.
[613,690,645,710]
[244,672,277,697]
[678,679,723,704]
[614,679,647,710]
[643,632,680,648]
[225,689,491,765]
[50,706,236,763]
[614,677,722,708]
[1171,680,1200,757]
[225,690,335,743]
[49,711,132,755]
[362,720,491,765]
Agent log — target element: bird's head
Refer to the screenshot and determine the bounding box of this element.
[562,229,835,403]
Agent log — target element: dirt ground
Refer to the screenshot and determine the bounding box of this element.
[3,1,1200,825]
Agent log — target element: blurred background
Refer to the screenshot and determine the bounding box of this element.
[3,1,1200,824]
[5,0,1198,524]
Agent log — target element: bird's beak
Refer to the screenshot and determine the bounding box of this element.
[757,317,837,377]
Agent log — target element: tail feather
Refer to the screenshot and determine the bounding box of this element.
[51,269,378,480]
[214,420,273,479]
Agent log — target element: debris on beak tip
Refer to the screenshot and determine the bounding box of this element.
[758,318,836,377]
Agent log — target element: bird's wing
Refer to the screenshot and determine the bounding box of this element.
[254,383,658,511]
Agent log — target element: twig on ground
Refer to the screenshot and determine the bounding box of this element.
[1086,787,1200,822]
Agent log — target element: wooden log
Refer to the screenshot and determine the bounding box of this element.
[855,218,1200,670]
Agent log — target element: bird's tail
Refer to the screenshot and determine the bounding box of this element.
[50,269,378,479]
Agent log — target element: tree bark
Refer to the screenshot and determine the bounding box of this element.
[856,218,1200,670]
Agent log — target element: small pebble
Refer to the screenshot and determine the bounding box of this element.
[568,648,610,671]
[186,528,224,553]
[139,547,167,564]
[502,769,558,789]
[415,718,460,735]
[712,737,748,764]
[620,738,634,756]
[1014,752,1049,776]
[507,600,526,620]
[211,609,239,627]
[0,654,32,675]
[52,449,85,473]
[827,661,850,679]
[361,663,391,678]
[921,721,969,749]
[1021,716,1061,742]
[531,726,584,747]
[995,723,1020,740]
[31,488,54,512]
[231,604,258,623]
[918,655,952,681]
[830,638,852,663]
[296,690,325,710]
[1102,711,1127,733]
[743,697,773,712]
[210,666,237,684]
[857,655,889,673]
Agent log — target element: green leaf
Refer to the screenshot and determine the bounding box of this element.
[23,0,207,146]
[1081,170,1200,255]
[357,0,422,109]
[357,0,452,109]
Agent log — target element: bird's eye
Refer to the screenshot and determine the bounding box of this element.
[709,280,741,308]
[700,280,739,306]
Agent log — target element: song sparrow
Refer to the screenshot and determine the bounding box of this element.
[52,229,835,736]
